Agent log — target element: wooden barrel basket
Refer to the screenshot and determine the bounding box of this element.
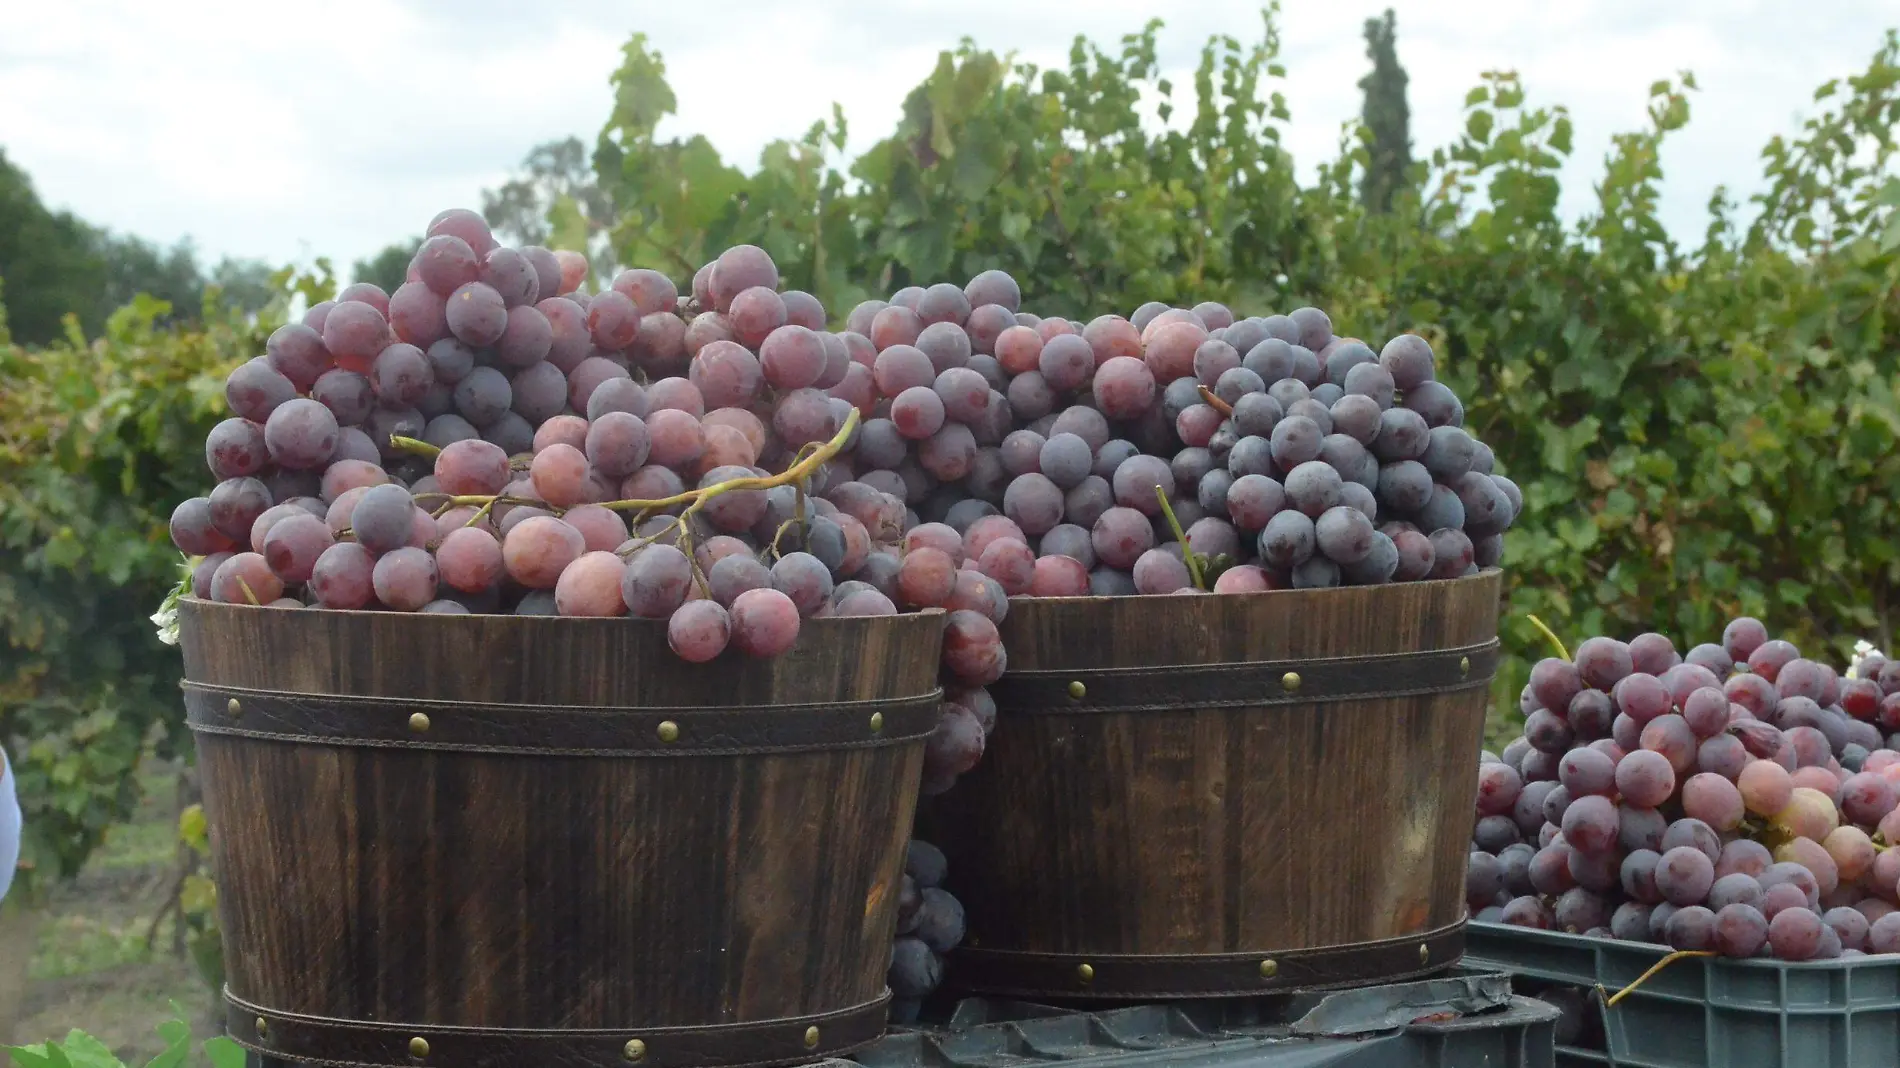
[177,600,945,1068]
[918,569,1502,1000]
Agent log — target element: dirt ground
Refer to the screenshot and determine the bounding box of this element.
[3,762,220,1063]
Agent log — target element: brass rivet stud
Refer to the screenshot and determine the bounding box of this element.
[226,697,242,717]
[1076,962,1095,983]
[1459,656,1471,677]
[870,712,885,734]
[623,1039,647,1062]
[1419,943,1431,964]
[1259,959,1278,978]
[408,1037,430,1059]
[657,720,680,743]
[1068,680,1087,700]
[803,1026,821,1049]
[1281,671,1302,693]
[409,712,431,733]
[255,1017,269,1039]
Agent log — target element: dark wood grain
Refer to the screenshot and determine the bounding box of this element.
[179,601,942,1067]
[918,571,1501,998]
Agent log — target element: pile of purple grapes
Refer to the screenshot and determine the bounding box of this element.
[1475,618,1900,960]
[166,207,1514,1011]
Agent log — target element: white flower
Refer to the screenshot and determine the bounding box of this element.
[153,557,190,647]
[1848,639,1885,680]
[152,601,180,646]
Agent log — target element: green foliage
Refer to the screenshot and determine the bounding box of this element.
[0,287,281,892]
[1356,9,1413,213]
[175,802,223,992]
[5,1006,244,1068]
[595,14,1900,728]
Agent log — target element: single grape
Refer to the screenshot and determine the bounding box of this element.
[372,547,438,611]
[668,600,732,662]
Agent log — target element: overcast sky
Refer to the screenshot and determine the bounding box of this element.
[1,1,1889,278]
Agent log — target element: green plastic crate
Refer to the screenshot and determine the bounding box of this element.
[1467,920,1900,1068]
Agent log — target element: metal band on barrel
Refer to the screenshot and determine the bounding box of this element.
[182,682,941,756]
[988,641,1500,713]
[223,988,890,1068]
[951,920,1466,999]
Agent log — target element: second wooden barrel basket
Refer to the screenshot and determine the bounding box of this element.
[179,600,944,1068]
[919,569,1502,1000]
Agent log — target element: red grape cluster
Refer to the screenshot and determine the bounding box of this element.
[1474,618,1900,961]
[167,206,1515,1014]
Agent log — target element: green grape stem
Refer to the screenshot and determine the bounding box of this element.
[389,435,443,460]
[392,411,860,565]
[1154,486,1206,591]
[1525,614,1572,661]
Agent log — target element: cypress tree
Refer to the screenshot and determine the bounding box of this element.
[1358,9,1414,213]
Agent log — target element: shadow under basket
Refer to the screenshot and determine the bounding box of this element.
[918,569,1503,1001]
[177,599,945,1068]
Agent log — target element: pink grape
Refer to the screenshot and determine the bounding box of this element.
[770,552,834,617]
[309,542,375,608]
[1560,795,1618,855]
[210,552,284,605]
[503,516,585,589]
[1681,686,1730,738]
[1656,846,1716,906]
[1132,550,1191,594]
[561,505,628,553]
[1615,749,1676,808]
[710,246,778,312]
[372,547,438,611]
[1612,673,1671,724]
[1641,714,1698,774]
[622,545,694,618]
[923,705,986,789]
[1557,747,1615,797]
[1029,555,1091,595]
[437,527,504,593]
[435,439,510,496]
[260,513,333,585]
[530,444,591,508]
[1841,772,1897,826]
[691,340,764,409]
[892,386,947,439]
[1476,762,1523,816]
[668,600,732,662]
[897,548,957,608]
[974,538,1033,596]
[1769,906,1825,960]
[610,268,677,315]
[760,325,827,389]
[264,398,340,470]
[1716,838,1774,879]
[1681,772,1746,831]
[414,234,481,295]
[1714,904,1769,957]
[323,300,390,364]
[942,609,1006,685]
[555,551,628,617]
[730,588,800,656]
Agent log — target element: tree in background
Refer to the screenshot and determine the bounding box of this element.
[482,136,617,285]
[0,150,107,346]
[1357,9,1413,213]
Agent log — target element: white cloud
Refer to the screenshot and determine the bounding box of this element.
[0,0,1888,277]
